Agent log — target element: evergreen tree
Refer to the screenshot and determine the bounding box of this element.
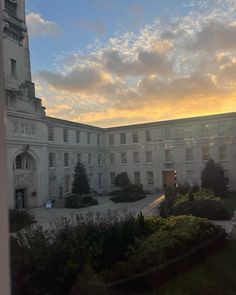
[72,161,90,195]
[201,159,228,197]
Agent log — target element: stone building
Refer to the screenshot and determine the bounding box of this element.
[2,0,236,208]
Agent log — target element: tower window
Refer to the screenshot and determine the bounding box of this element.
[11,59,16,76]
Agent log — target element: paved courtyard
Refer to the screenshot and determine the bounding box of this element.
[29,194,165,228]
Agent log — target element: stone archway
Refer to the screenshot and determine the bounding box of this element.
[13,152,38,208]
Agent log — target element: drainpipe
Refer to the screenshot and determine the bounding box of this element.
[0,0,11,293]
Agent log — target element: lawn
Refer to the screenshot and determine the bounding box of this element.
[145,240,236,295]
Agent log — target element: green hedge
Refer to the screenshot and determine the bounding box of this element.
[65,194,98,208]
[110,184,145,203]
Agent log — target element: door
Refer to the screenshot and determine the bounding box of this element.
[15,189,25,209]
[162,171,175,188]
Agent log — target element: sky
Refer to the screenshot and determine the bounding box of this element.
[25,0,236,127]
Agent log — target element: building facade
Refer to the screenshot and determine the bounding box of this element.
[2,0,236,208]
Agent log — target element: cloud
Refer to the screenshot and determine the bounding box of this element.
[102,48,173,77]
[26,13,61,37]
[192,21,236,52]
[33,0,236,126]
[38,66,112,93]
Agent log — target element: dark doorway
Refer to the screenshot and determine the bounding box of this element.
[15,189,25,209]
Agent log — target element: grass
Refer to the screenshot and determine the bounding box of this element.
[222,191,236,218]
[143,240,236,295]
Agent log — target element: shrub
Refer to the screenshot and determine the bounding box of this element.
[114,172,131,189]
[90,199,99,206]
[82,196,93,203]
[201,159,228,197]
[9,209,36,233]
[169,199,230,220]
[177,182,191,195]
[65,195,82,208]
[123,184,143,194]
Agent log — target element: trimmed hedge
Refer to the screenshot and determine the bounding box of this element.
[65,194,98,208]
[169,200,230,220]
[110,184,145,203]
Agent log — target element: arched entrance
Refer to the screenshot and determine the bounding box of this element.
[13,152,38,208]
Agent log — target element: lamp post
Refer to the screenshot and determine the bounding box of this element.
[0,0,11,293]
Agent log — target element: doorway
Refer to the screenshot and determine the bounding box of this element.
[15,189,25,209]
[162,171,176,188]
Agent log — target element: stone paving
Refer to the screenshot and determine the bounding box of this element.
[29,194,164,228]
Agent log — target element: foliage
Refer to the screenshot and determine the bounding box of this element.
[72,160,90,195]
[174,189,219,206]
[177,182,191,195]
[114,172,131,189]
[201,159,228,197]
[110,184,145,203]
[65,194,98,209]
[10,213,222,295]
[168,200,230,220]
[9,209,36,233]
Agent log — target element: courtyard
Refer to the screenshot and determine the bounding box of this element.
[29,194,164,228]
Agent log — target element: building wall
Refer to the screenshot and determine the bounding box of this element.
[3,0,236,208]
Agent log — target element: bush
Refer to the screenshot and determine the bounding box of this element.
[201,159,228,197]
[65,195,99,208]
[169,199,230,220]
[114,172,131,189]
[177,182,191,195]
[9,209,36,233]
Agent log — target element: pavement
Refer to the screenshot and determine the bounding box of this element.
[29,194,164,228]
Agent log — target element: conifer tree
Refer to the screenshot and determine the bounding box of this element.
[72,161,90,195]
[201,159,228,197]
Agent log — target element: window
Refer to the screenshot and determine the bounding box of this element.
[165,149,172,162]
[8,31,18,41]
[97,134,100,146]
[88,153,92,165]
[10,59,16,76]
[224,170,229,185]
[133,152,139,163]
[121,152,127,164]
[98,173,102,187]
[146,151,153,163]
[218,124,226,136]
[147,171,154,185]
[132,133,139,143]
[110,172,116,185]
[109,134,114,145]
[219,145,228,160]
[48,126,54,141]
[89,173,93,190]
[109,153,115,165]
[174,128,183,139]
[64,175,71,193]
[186,148,194,162]
[98,154,102,165]
[202,146,210,161]
[49,178,57,196]
[184,127,193,138]
[120,133,126,144]
[64,153,69,167]
[145,130,152,142]
[164,127,171,140]
[13,121,20,135]
[76,131,80,143]
[49,153,55,168]
[201,125,209,137]
[186,170,194,185]
[15,155,23,169]
[77,153,81,163]
[134,172,141,184]
[63,129,68,143]
[87,133,91,144]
